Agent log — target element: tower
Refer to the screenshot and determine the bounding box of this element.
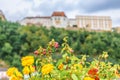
[51,11,68,28]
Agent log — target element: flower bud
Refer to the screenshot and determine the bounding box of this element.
[34,50,39,55]
[54,42,59,48]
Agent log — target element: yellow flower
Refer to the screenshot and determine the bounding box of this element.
[73,64,83,70]
[30,65,35,73]
[84,77,95,80]
[6,67,18,77]
[7,67,23,79]
[100,62,106,67]
[11,75,18,80]
[23,66,30,75]
[102,51,108,59]
[16,71,23,78]
[42,64,54,75]
[21,56,34,66]
[58,63,64,70]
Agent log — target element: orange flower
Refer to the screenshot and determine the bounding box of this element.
[88,68,98,76]
[94,76,100,80]
[88,68,99,80]
[58,63,64,70]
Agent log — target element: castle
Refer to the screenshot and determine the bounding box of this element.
[20,11,112,31]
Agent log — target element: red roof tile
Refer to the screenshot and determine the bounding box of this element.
[51,11,66,17]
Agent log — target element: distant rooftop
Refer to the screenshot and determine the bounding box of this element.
[76,15,111,19]
[24,11,67,19]
[51,11,66,17]
[25,16,51,19]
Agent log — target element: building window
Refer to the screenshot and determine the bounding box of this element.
[54,17,57,20]
[73,25,77,27]
[58,18,60,20]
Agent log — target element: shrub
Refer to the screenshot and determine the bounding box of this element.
[6,37,120,80]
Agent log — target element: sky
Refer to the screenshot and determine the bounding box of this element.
[0,0,120,27]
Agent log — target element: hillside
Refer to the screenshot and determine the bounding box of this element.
[0,20,120,68]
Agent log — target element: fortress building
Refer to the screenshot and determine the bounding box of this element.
[19,11,112,31]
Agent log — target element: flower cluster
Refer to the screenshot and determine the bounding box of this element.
[41,64,54,75]
[6,38,120,80]
[21,55,35,79]
[6,67,23,80]
[22,65,35,75]
[48,39,59,48]
[21,56,34,66]
[87,68,99,80]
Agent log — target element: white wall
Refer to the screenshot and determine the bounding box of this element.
[76,16,112,31]
[19,18,51,27]
[51,16,68,28]
[68,19,77,27]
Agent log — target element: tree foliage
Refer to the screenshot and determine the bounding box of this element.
[0,20,120,67]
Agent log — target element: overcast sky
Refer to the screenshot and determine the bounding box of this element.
[0,0,120,27]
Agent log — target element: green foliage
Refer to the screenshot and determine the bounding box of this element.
[0,20,120,67]
[2,42,13,54]
[7,38,120,80]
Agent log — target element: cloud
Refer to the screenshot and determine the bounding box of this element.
[31,0,81,15]
[81,0,120,13]
[86,9,120,27]
[0,0,120,26]
[0,0,33,21]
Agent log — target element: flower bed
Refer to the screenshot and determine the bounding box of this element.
[6,37,120,80]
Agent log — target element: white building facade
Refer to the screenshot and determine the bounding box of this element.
[20,11,68,28]
[76,16,112,31]
[19,11,112,31]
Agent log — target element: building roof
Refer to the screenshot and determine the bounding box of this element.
[51,11,66,17]
[25,16,51,19]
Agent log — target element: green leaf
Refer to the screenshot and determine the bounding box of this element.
[71,74,78,80]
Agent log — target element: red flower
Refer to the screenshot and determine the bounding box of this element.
[70,49,74,53]
[34,50,39,55]
[42,49,46,55]
[88,68,98,76]
[95,76,99,80]
[54,42,59,48]
[88,68,99,80]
